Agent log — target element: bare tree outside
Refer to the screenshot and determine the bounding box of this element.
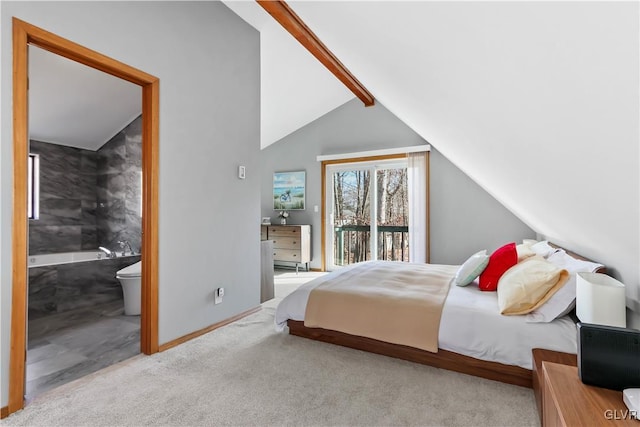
[376,168,408,261]
[333,168,408,266]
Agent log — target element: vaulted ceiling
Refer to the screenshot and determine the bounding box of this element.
[223,0,354,148]
[228,0,640,305]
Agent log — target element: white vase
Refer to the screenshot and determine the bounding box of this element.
[280,218,287,225]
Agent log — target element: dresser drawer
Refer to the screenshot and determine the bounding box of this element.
[272,236,301,250]
[269,226,301,237]
[273,249,302,262]
[266,225,311,266]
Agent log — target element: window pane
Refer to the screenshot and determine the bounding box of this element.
[376,168,409,262]
[28,155,33,219]
[28,154,39,220]
[332,170,371,266]
[326,158,413,271]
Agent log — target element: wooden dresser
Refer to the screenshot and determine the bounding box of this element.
[261,225,310,272]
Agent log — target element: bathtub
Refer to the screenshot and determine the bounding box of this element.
[28,251,142,318]
[28,251,138,268]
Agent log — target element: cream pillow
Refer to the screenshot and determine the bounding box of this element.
[526,250,604,322]
[516,243,536,262]
[497,256,569,315]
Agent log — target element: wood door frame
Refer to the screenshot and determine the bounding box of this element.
[320,153,430,271]
[9,18,159,414]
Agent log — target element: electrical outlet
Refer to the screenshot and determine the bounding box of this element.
[215,287,224,304]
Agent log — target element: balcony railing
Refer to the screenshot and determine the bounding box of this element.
[333,224,409,266]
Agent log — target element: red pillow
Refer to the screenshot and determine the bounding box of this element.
[478,242,518,291]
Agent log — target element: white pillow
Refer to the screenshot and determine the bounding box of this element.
[526,250,604,323]
[530,241,557,258]
[454,250,490,287]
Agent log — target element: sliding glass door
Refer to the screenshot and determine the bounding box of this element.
[325,158,411,271]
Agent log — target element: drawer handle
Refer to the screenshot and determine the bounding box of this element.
[293,241,297,244]
[293,254,297,257]
[273,253,277,256]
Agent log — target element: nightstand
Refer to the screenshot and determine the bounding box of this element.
[532,348,577,422]
[542,362,636,426]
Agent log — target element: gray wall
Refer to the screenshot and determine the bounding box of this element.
[1,1,260,407]
[96,115,142,254]
[260,99,535,269]
[428,149,535,264]
[28,140,98,254]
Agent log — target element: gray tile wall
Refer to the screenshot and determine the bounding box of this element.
[96,116,142,254]
[28,141,98,254]
[28,115,142,255]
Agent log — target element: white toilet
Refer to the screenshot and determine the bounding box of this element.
[116,261,141,316]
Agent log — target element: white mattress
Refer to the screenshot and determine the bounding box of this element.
[274,261,578,370]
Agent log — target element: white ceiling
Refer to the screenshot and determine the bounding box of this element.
[229,1,639,302]
[222,0,354,148]
[29,45,141,151]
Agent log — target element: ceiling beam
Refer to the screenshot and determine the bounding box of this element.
[257,0,375,107]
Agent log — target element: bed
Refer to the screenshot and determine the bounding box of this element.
[274,243,605,388]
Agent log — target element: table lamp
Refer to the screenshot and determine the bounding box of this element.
[576,272,626,328]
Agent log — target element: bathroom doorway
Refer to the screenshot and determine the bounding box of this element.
[10,18,159,414]
[26,44,143,399]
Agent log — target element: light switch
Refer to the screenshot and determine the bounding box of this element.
[314,205,319,212]
[238,166,246,179]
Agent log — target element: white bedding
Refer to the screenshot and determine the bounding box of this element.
[274,261,578,370]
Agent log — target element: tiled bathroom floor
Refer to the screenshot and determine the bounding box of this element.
[26,300,140,401]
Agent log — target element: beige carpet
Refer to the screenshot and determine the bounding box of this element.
[2,271,539,426]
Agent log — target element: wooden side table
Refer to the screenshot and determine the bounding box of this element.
[543,362,637,426]
[532,348,578,422]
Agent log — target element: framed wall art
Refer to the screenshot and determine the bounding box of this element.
[273,171,305,210]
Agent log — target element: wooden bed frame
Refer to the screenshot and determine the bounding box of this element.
[287,320,533,387]
[284,244,605,389]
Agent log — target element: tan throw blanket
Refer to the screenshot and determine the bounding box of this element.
[304,261,458,352]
